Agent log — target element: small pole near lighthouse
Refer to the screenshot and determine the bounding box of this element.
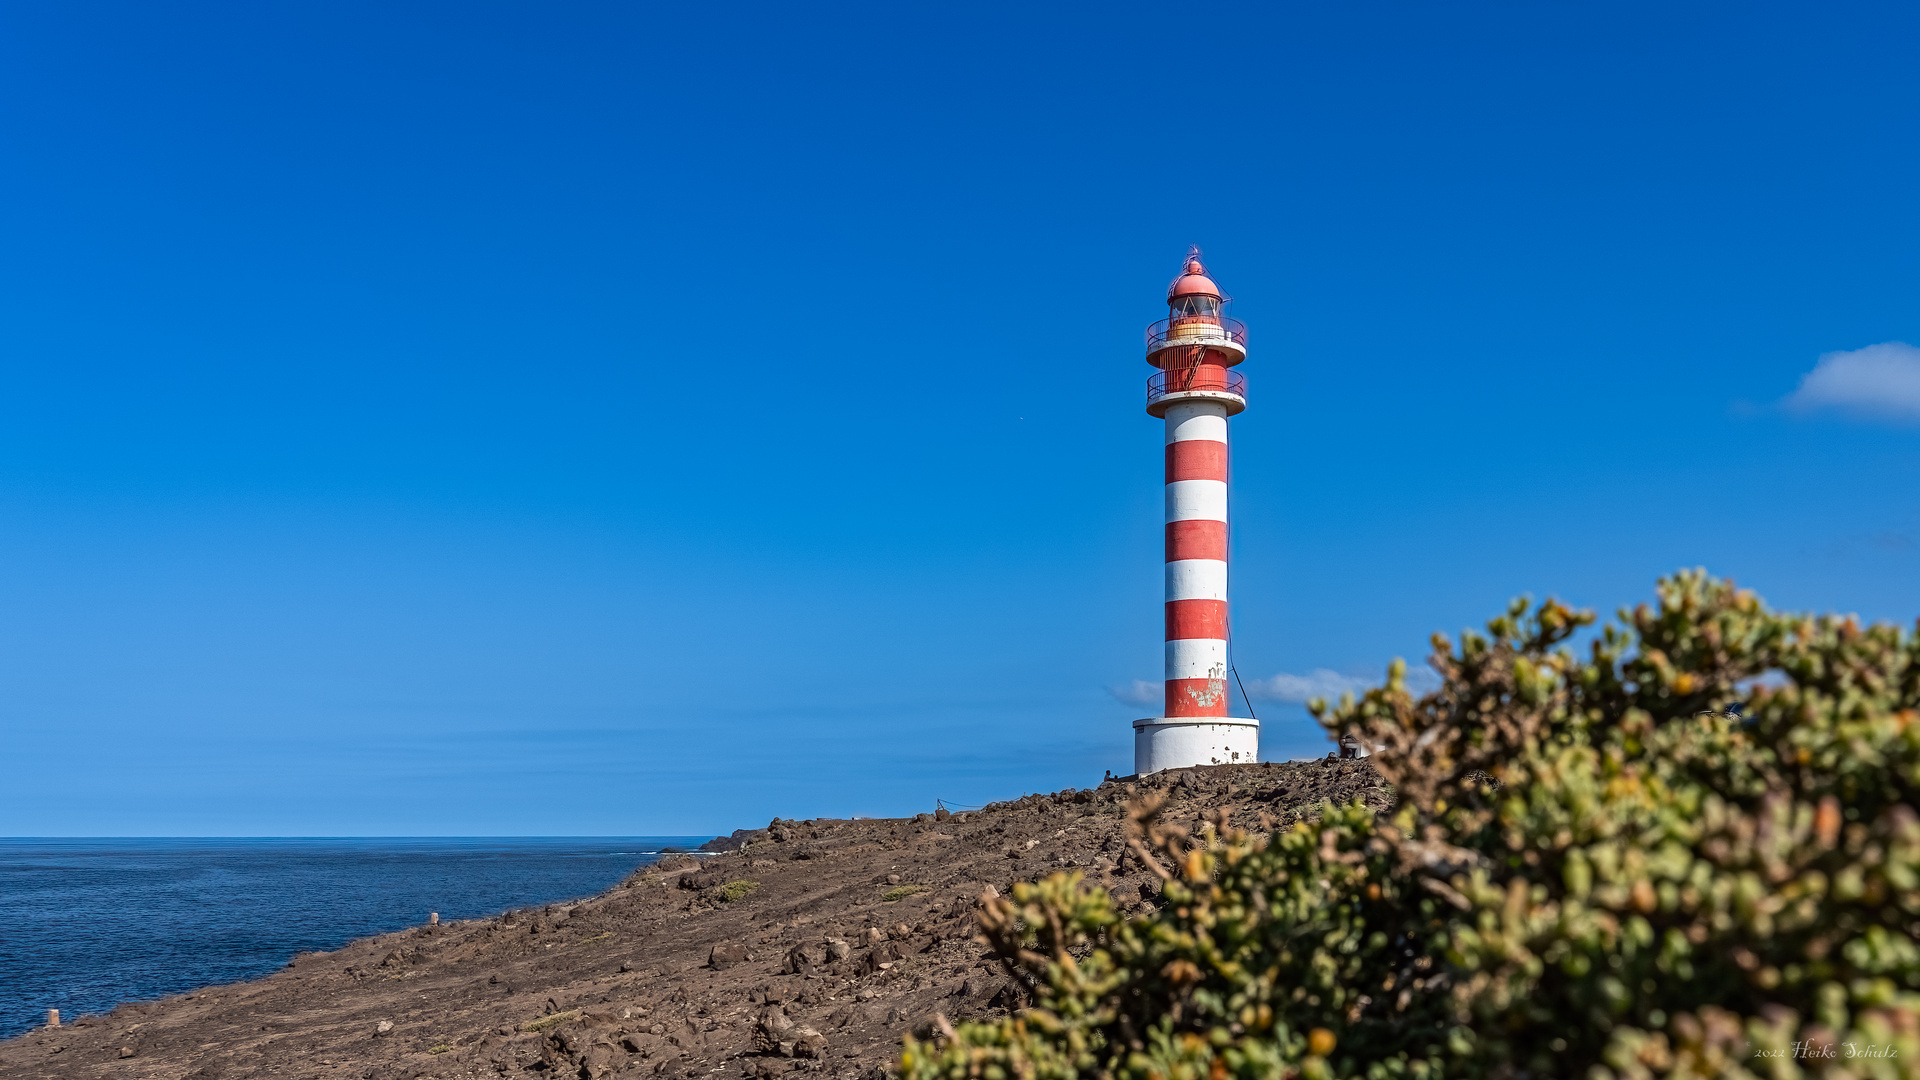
[1133,248,1259,775]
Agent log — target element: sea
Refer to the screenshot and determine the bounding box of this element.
[0,836,713,1040]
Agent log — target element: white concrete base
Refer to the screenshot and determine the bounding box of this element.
[1132,718,1260,775]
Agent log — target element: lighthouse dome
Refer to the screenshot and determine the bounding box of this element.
[1167,255,1223,302]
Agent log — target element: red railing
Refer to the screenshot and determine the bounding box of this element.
[1145,316,1248,354]
[1147,368,1247,404]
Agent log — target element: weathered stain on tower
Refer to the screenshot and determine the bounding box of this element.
[1133,248,1259,775]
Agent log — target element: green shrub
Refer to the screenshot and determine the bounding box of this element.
[900,572,1920,1079]
[523,1010,579,1032]
[716,879,759,902]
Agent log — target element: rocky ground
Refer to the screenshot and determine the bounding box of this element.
[0,759,1392,1080]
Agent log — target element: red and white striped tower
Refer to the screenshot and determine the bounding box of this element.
[1134,249,1258,775]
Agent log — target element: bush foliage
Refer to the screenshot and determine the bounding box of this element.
[898,572,1920,1079]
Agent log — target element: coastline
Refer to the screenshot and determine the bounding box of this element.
[0,759,1388,1080]
[0,836,712,1041]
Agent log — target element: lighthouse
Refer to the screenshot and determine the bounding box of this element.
[1133,249,1259,775]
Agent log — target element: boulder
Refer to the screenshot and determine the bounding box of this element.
[679,871,724,892]
[709,943,748,970]
[752,1010,793,1055]
[988,982,1027,1010]
[581,1043,618,1078]
[781,942,825,974]
[866,941,903,972]
[552,1028,586,1056]
[792,1029,829,1058]
[539,1035,574,1073]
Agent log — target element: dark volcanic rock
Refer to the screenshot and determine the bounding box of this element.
[698,833,737,853]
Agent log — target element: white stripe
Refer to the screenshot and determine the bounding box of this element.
[1165,638,1229,681]
[1165,402,1229,444]
[1165,559,1228,602]
[1165,479,1227,523]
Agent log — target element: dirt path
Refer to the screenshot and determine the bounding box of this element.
[0,759,1389,1080]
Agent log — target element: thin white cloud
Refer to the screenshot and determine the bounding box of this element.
[1782,341,1920,422]
[1248,665,1440,704]
[1107,680,1161,707]
[1246,668,1373,704]
[1403,667,1443,695]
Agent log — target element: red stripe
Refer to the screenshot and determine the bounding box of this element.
[1166,520,1228,563]
[1166,599,1228,640]
[1165,677,1231,717]
[1165,439,1228,483]
[1153,352,1237,372]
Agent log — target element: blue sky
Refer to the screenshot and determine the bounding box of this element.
[1,1,1915,835]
